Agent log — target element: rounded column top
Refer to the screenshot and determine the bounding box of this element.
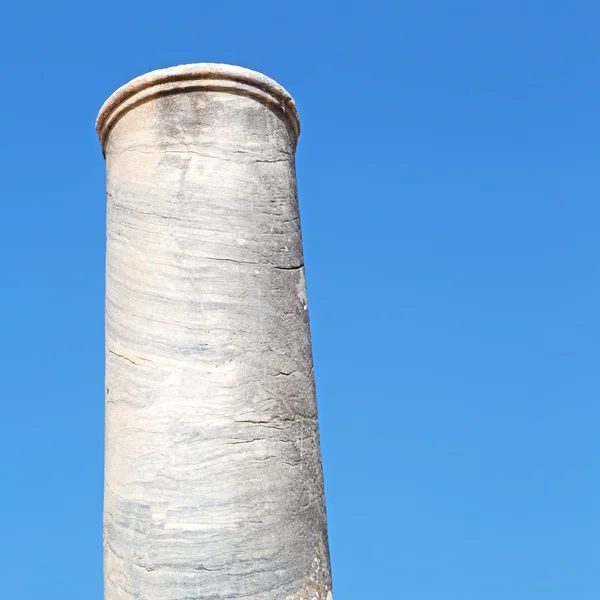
[96,63,301,155]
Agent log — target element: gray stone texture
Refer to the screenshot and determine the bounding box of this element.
[97,64,332,600]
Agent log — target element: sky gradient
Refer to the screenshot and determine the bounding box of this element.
[1,1,599,598]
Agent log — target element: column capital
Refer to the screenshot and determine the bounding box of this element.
[96,63,301,156]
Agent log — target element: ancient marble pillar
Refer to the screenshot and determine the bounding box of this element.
[96,64,332,600]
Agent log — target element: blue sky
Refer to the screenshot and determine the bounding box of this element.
[1,0,599,597]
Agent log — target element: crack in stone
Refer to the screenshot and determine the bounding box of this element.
[107,348,155,366]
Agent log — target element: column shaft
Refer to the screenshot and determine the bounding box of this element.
[97,64,332,600]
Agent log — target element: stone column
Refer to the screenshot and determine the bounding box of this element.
[96,64,332,600]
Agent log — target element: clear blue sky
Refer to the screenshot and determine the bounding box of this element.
[1,1,599,598]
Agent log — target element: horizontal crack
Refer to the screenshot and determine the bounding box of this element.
[107,348,155,366]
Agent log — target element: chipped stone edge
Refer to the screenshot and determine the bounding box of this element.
[95,63,301,156]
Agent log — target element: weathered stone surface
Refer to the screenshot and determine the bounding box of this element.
[97,64,332,599]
